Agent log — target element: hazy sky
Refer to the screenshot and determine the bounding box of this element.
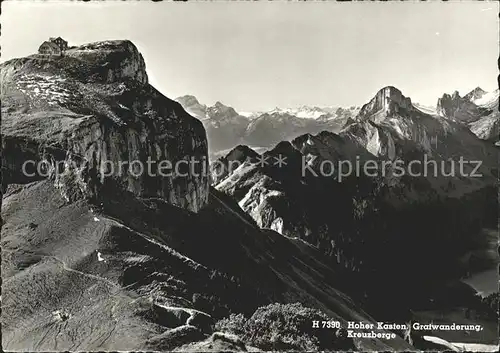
[2,1,498,111]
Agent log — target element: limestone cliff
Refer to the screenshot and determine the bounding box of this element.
[1,40,209,212]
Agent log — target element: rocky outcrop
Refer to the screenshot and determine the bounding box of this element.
[1,40,209,212]
[206,101,241,121]
[464,87,487,102]
[175,96,250,158]
[346,87,497,183]
[358,86,414,121]
[465,88,499,142]
[436,88,499,141]
[469,114,499,142]
[436,90,482,123]
[210,145,259,185]
[66,40,148,84]
[176,95,209,121]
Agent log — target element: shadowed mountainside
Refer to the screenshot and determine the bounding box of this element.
[212,86,498,325]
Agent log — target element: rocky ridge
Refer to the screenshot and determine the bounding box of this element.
[436,87,499,142]
[437,90,484,123]
[1,40,209,212]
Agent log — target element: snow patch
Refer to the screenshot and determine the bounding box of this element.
[97,251,105,262]
[239,111,262,119]
[15,74,74,106]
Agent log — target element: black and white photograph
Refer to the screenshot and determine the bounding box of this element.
[1,1,499,352]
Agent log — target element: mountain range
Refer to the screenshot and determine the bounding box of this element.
[177,86,499,159]
[210,85,499,347]
[212,86,497,268]
[176,95,359,160]
[1,39,416,352]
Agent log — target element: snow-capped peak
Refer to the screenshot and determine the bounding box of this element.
[239,111,262,119]
[472,89,499,108]
[464,87,487,102]
[261,105,339,119]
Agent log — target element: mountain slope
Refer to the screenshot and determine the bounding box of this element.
[1,40,209,212]
[2,40,414,352]
[2,178,415,351]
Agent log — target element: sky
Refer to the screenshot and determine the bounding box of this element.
[2,1,498,111]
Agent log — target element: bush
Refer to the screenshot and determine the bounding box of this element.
[214,303,354,351]
[245,303,325,350]
[214,313,247,336]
